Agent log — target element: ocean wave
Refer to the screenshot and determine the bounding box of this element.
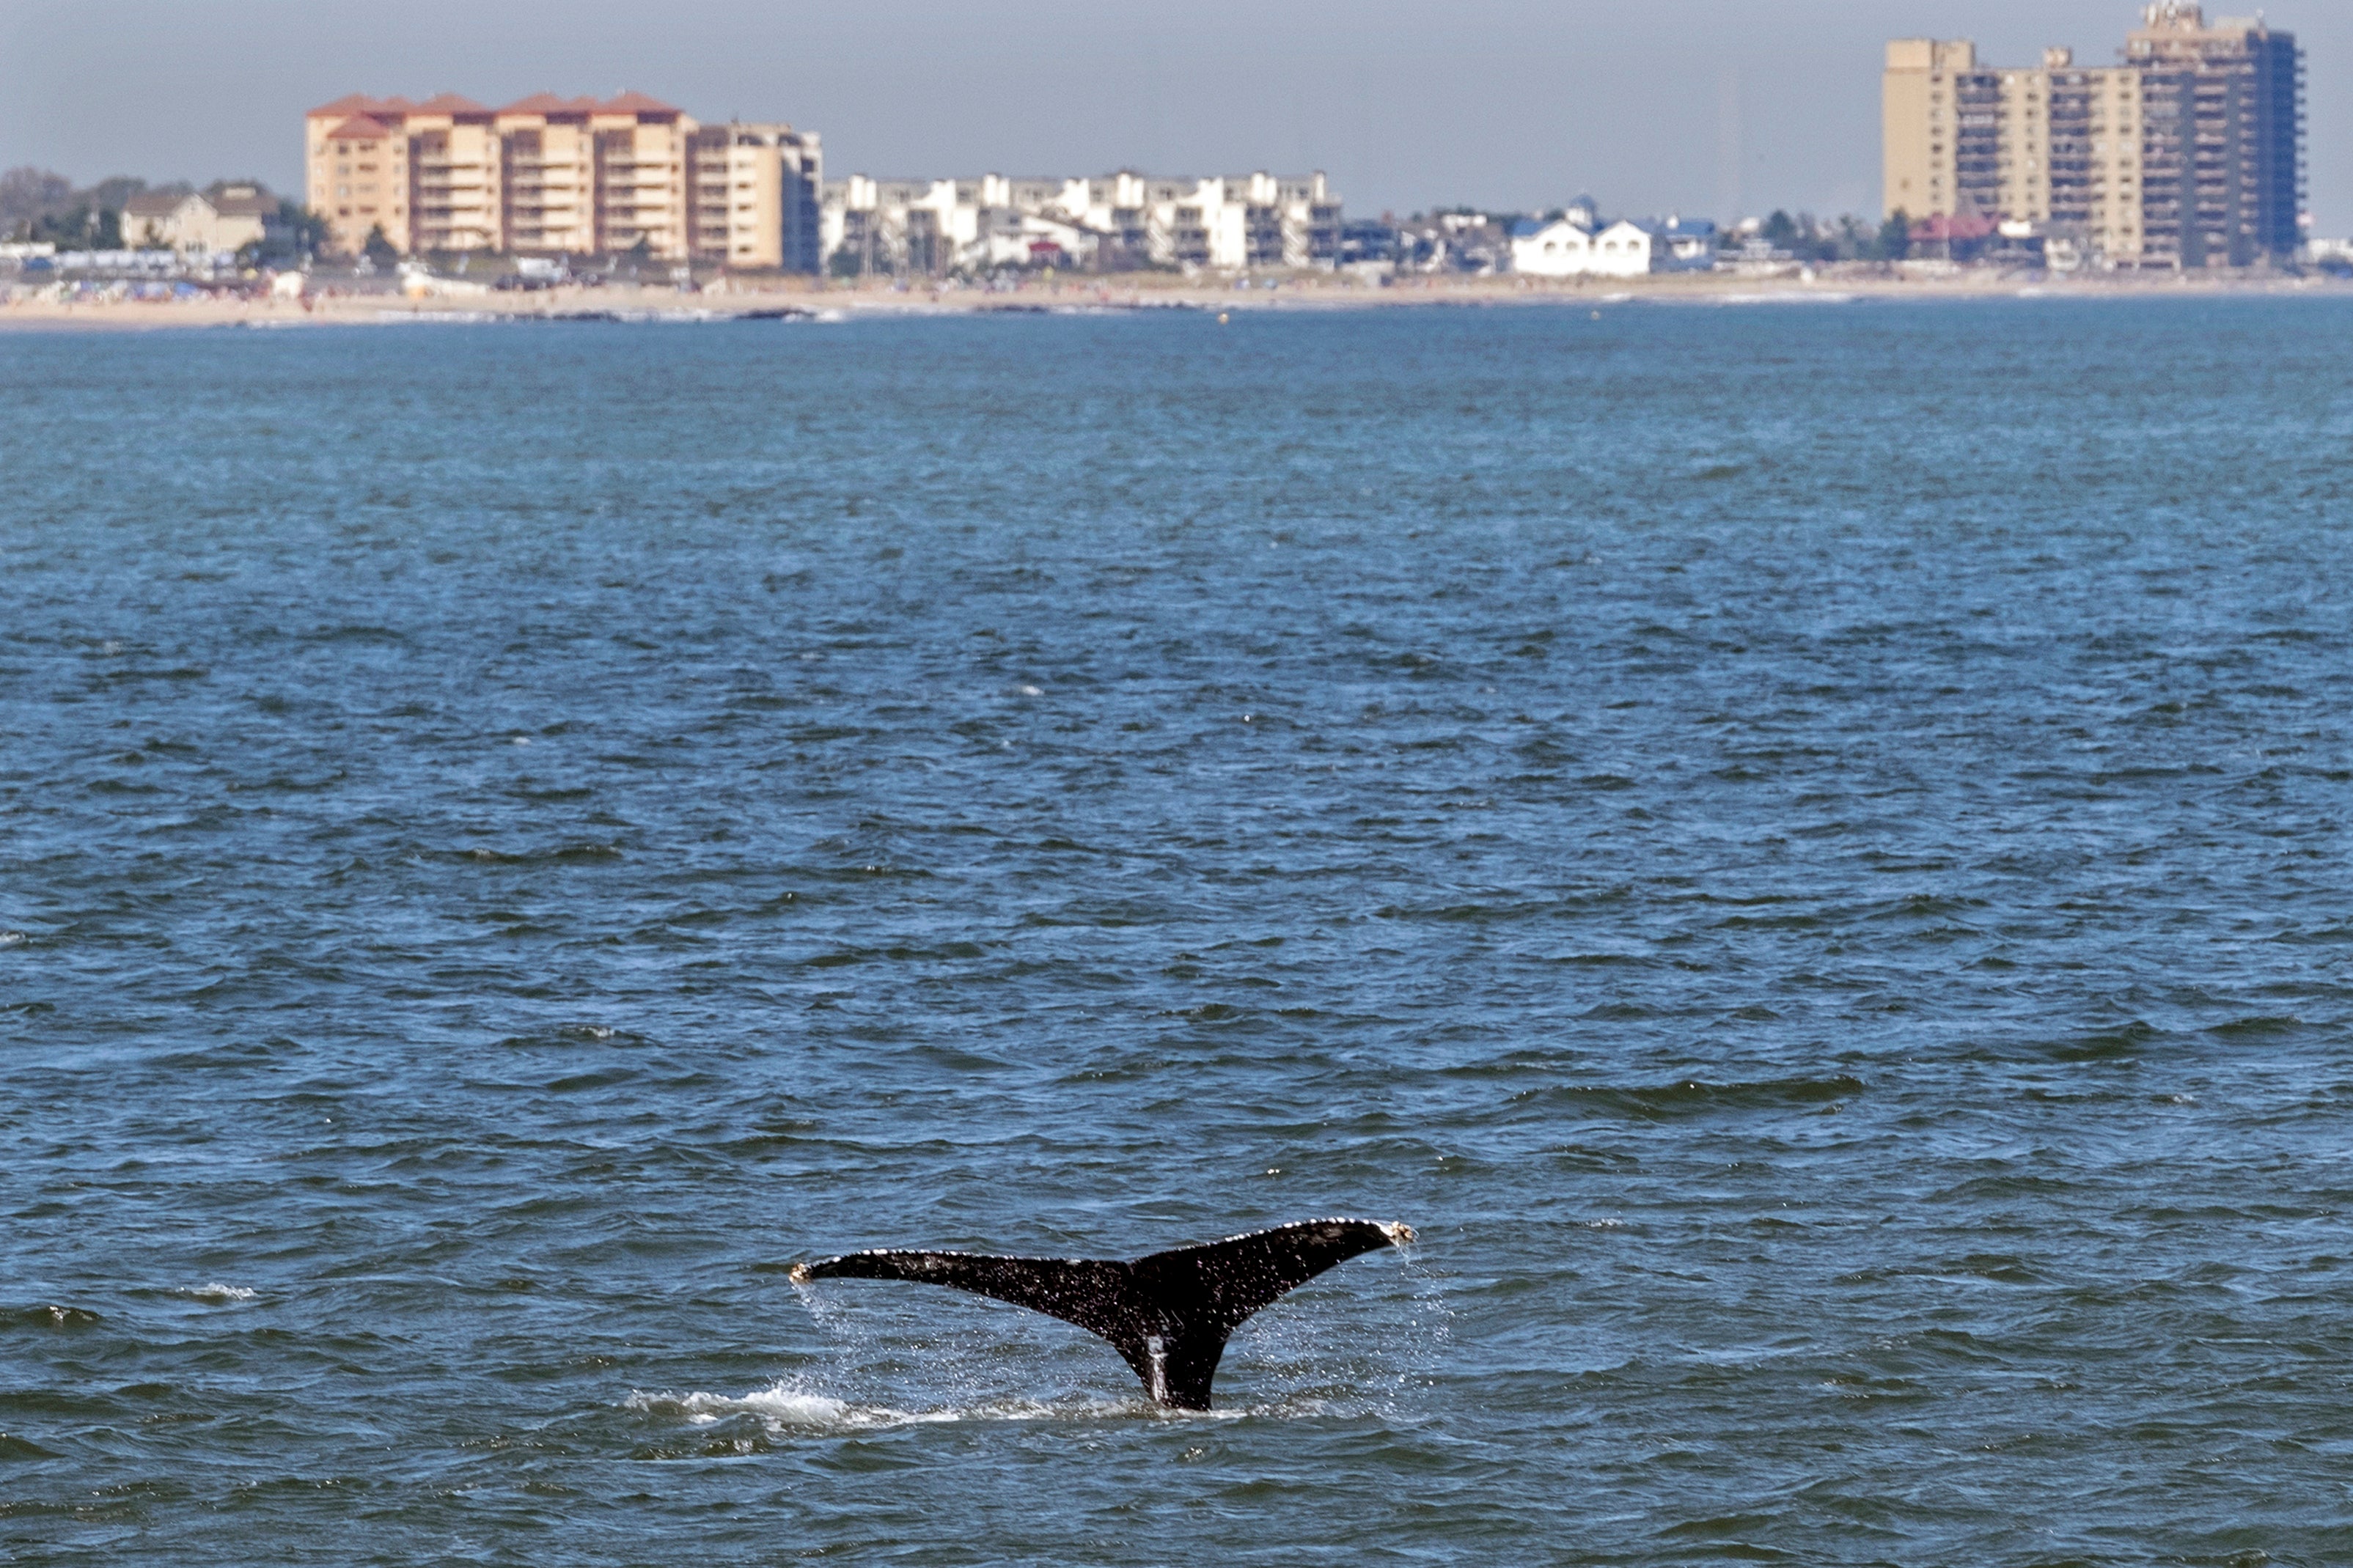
[9,1305,101,1330]
[1520,1074,1866,1119]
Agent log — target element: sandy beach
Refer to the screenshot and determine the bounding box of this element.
[2,266,2345,331]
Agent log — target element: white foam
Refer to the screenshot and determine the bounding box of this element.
[626,1381,1152,1432]
[1711,291,1858,307]
[635,1382,1270,1438]
[0,931,25,947]
[375,309,501,324]
[176,1283,258,1302]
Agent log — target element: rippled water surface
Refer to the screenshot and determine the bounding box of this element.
[4,301,2352,1566]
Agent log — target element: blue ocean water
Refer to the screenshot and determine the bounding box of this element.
[3,299,2351,1566]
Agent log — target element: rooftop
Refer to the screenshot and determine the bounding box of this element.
[499,92,604,118]
[123,191,198,217]
[413,92,491,117]
[599,89,682,119]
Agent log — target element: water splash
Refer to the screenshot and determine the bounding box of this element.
[172,1283,259,1303]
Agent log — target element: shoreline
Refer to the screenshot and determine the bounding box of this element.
[3,268,2346,331]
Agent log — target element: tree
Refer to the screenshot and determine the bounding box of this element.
[279,202,330,259]
[0,166,73,240]
[237,202,329,268]
[1878,210,1912,262]
[1761,210,1802,252]
[363,224,398,268]
[84,177,155,214]
[31,204,98,249]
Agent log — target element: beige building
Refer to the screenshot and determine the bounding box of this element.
[304,92,822,268]
[1884,6,2302,268]
[122,183,279,256]
[1883,40,2147,260]
[688,122,821,270]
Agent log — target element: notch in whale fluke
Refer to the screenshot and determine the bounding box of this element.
[788,1217,1415,1410]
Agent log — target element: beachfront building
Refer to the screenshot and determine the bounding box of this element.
[1883,5,2302,268]
[1508,215,1717,278]
[820,171,1343,275]
[688,122,825,272]
[1510,216,1617,277]
[121,184,280,256]
[304,93,822,268]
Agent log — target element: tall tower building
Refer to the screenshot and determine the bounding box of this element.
[2126,3,2304,265]
[1882,6,2302,268]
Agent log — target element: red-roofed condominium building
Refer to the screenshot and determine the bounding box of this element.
[304,92,822,269]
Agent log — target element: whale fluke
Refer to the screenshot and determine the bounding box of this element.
[789,1218,1414,1410]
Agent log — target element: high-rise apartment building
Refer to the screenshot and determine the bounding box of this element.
[2126,6,2303,265]
[1883,4,2302,267]
[304,92,821,269]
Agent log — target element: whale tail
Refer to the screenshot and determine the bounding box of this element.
[790,1218,1414,1410]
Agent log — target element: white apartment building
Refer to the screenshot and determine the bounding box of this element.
[821,170,1343,274]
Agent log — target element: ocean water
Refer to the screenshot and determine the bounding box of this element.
[3,298,2351,1567]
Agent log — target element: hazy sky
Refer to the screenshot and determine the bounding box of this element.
[2,0,2343,230]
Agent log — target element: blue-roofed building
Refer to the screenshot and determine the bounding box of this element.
[1645,216,1719,272]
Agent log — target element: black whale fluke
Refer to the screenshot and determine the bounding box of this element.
[788,1218,1415,1410]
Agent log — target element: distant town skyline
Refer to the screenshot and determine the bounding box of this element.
[0,0,2343,232]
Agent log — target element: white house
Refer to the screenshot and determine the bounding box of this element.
[1510,212,1727,278]
[1510,216,1656,278]
[1509,216,1593,276]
